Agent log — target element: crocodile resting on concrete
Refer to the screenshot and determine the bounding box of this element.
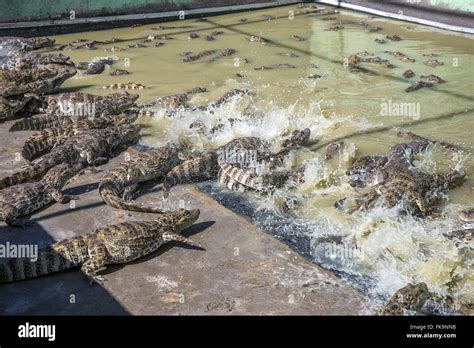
[0,163,83,227]
[0,124,141,190]
[98,144,183,213]
[9,91,139,131]
[0,64,77,98]
[0,208,200,284]
[20,111,138,162]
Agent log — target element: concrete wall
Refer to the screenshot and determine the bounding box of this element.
[0,0,286,23]
[319,0,474,30]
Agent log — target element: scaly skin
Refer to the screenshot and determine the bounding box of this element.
[216,129,312,193]
[0,52,70,71]
[0,64,76,98]
[0,37,55,51]
[0,93,38,123]
[0,163,83,227]
[20,112,137,161]
[0,124,141,189]
[0,209,200,284]
[9,92,139,131]
[378,283,430,315]
[98,144,183,213]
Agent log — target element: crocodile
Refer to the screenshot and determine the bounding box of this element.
[378,283,430,315]
[406,74,446,92]
[0,64,77,98]
[459,208,474,223]
[360,167,464,215]
[385,35,402,41]
[0,93,38,123]
[246,36,268,44]
[0,37,55,51]
[110,69,129,76]
[208,48,236,63]
[104,46,126,52]
[98,144,183,213]
[385,51,415,63]
[290,35,305,41]
[0,208,200,284]
[0,52,70,70]
[337,132,465,215]
[181,50,217,63]
[20,112,138,162]
[0,163,83,227]
[0,124,141,190]
[83,58,115,75]
[128,43,148,49]
[161,130,311,196]
[403,70,415,78]
[9,91,138,131]
[188,33,199,39]
[378,282,471,315]
[216,129,311,193]
[424,59,444,67]
[101,82,147,90]
[325,25,344,31]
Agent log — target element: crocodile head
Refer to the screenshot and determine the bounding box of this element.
[169,208,200,232]
[110,92,139,112]
[282,128,311,149]
[443,168,465,189]
[27,37,56,50]
[380,282,430,315]
[346,155,388,188]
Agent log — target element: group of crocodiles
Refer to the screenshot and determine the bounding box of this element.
[0,33,471,316]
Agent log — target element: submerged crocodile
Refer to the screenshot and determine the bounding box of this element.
[0,208,200,284]
[9,91,139,131]
[0,124,140,190]
[20,111,138,162]
[101,82,146,90]
[406,74,445,92]
[385,51,415,63]
[0,163,83,227]
[98,144,183,213]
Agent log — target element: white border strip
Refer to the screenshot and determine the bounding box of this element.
[316,0,474,34]
[0,0,298,29]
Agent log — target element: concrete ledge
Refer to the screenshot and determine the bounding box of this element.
[0,122,368,315]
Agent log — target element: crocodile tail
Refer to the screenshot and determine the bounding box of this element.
[0,250,75,283]
[99,185,165,213]
[219,163,261,191]
[21,128,64,161]
[0,157,60,189]
[9,114,61,131]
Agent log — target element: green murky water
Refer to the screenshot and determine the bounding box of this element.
[41,4,474,311]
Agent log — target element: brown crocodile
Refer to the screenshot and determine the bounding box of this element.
[83,58,115,75]
[109,68,130,76]
[98,144,183,213]
[385,51,415,63]
[246,36,268,44]
[9,92,139,131]
[385,35,402,41]
[0,163,83,227]
[406,74,445,92]
[0,124,141,190]
[181,50,218,63]
[423,59,444,67]
[0,208,200,284]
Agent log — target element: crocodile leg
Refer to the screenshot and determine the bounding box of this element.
[50,189,80,204]
[80,242,110,285]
